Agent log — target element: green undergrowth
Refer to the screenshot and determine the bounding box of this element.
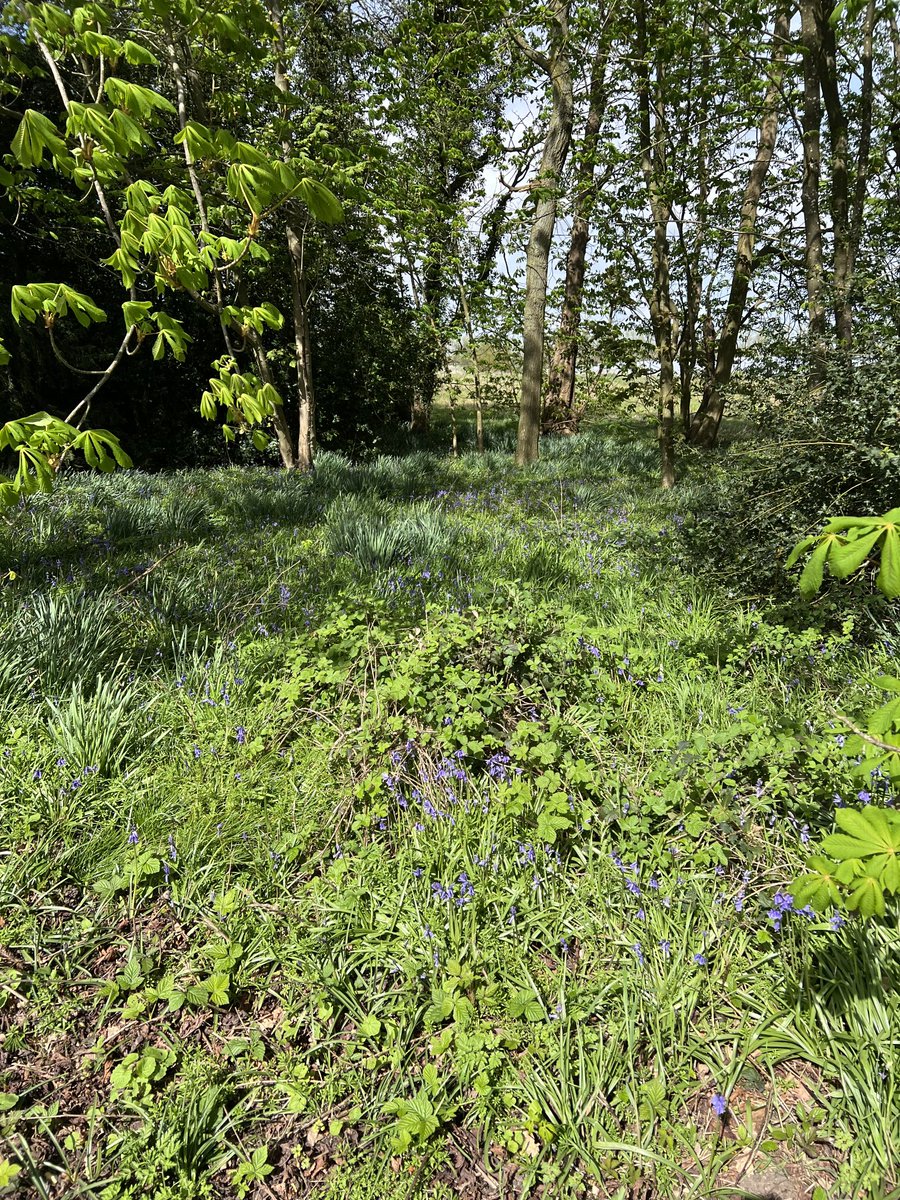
[0,425,897,1199]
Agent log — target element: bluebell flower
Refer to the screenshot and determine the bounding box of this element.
[711,1094,727,1117]
[128,826,139,846]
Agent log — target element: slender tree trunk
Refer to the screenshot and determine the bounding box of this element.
[270,0,315,469]
[514,1,574,467]
[458,281,485,451]
[850,0,875,298]
[689,0,789,448]
[636,0,675,488]
[286,221,316,470]
[544,40,607,435]
[888,13,900,185]
[674,20,710,438]
[818,1,852,349]
[249,331,298,469]
[412,256,444,433]
[799,0,828,392]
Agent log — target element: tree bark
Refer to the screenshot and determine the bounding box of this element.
[286,221,316,470]
[689,0,789,448]
[636,0,675,488]
[799,0,828,393]
[271,0,315,469]
[249,330,298,470]
[817,0,852,349]
[544,39,607,435]
[458,280,485,451]
[850,0,876,302]
[514,0,574,467]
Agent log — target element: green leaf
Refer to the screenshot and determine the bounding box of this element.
[11,109,68,168]
[785,534,815,569]
[834,806,898,852]
[798,539,831,597]
[847,874,885,918]
[296,177,343,223]
[877,526,900,599]
[358,1014,381,1039]
[122,39,159,65]
[828,528,884,580]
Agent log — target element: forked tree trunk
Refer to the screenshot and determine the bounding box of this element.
[514,0,574,466]
[689,0,789,448]
[544,41,607,435]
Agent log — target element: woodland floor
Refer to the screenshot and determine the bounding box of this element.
[0,420,897,1199]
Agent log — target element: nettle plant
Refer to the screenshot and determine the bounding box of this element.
[0,0,341,505]
[790,510,900,916]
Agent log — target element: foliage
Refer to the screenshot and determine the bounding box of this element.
[788,509,900,601]
[1,422,898,1197]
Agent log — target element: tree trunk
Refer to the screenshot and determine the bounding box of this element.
[286,221,316,471]
[248,330,297,470]
[271,0,315,469]
[850,0,876,303]
[673,21,710,439]
[817,0,852,349]
[799,0,828,393]
[458,281,485,452]
[514,1,574,467]
[689,0,788,448]
[544,40,607,435]
[636,0,675,488]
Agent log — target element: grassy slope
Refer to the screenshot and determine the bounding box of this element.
[0,424,897,1200]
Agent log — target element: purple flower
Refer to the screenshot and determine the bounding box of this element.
[659,939,671,958]
[235,727,246,745]
[127,826,139,846]
[693,953,707,966]
[633,942,645,966]
[711,1094,728,1118]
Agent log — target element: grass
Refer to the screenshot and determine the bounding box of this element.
[0,420,897,1199]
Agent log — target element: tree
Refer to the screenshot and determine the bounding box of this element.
[0,0,341,500]
[513,0,574,467]
[689,0,790,448]
[543,16,612,436]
